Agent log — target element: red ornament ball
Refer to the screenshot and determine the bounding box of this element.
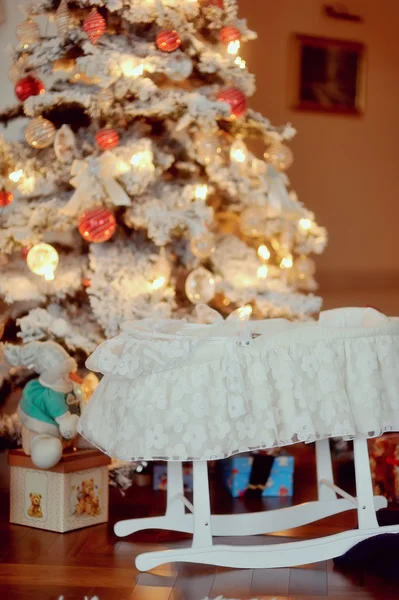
[156,30,181,53]
[95,128,119,150]
[0,190,13,207]
[83,8,106,45]
[15,75,44,102]
[78,207,116,243]
[219,26,241,45]
[200,0,224,7]
[217,87,247,119]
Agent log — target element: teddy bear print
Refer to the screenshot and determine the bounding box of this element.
[28,493,43,518]
[75,479,100,517]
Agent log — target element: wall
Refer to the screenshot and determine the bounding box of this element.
[0,0,22,100]
[0,2,50,140]
[241,0,399,286]
[1,0,399,285]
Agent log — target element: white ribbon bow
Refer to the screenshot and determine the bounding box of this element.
[195,304,252,419]
[63,151,131,216]
[266,166,304,218]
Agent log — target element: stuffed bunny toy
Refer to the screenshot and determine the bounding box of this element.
[4,341,79,469]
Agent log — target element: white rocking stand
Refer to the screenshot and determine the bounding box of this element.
[114,438,399,572]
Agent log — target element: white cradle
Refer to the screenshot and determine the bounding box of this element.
[78,307,399,571]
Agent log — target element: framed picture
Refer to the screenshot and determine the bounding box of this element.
[290,34,367,116]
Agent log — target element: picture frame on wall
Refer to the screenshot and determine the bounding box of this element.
[290,34,367,116]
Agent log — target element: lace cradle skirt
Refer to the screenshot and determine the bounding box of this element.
[78,310,399,462]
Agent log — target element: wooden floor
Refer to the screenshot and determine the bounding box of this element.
[0,445,398,600]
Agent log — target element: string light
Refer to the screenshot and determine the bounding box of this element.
[116,159,130,175]
[227,40,240,55]
[257,244,270,261]
[151,276,166,291]
[26,243,59,281]
[22,175,36,193]
[257,264,268,279]
[280,254,293,269]
[234,56,246,69]
[194,184,208,200]
[9,169,23,183]
[121,61,144,77]
[231,148,246,163]
[230,139,247,164]
[235,305,252,320]
[299,218,312,231]
[130,149,153,169]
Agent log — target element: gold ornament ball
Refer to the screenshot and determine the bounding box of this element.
[264,142,294,172]
[27,243,59,280]
[56,0,70,38]
[196,133,222,166]
[9,63,23,84]
[190,231,216,260]
[97,88,113,110]
[295,255,316,280]
[8,54,30,83]
[185,266,216,305]
[53,57,76,73]
[16,19,40,46]
[200,138,222,165]
[239,206,267,238]
[26,117,56,149]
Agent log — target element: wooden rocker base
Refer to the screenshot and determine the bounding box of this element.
[114,438,399,572]
[135,524,399,572]
[114,496,387,539]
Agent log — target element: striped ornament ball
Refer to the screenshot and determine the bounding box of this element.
[217,87,247,118]
[219,26,241,45]
[78,207,116,243]
[156,30,181,53]
[200,0,224,7]
[25,116,56,149]
[83,9,106,45]
[95,128,119,150]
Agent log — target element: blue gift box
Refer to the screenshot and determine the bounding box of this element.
[153,464,193,492]
[222,454,294,498]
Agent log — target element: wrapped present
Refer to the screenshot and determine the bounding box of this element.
[368,435,399,503]
[222,453,294,498]
[153,463,193,492]
[8,448,110,532]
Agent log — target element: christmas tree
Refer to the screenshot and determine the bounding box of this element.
[0,0,327,429]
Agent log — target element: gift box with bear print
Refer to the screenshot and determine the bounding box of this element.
[8,448,111,532]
